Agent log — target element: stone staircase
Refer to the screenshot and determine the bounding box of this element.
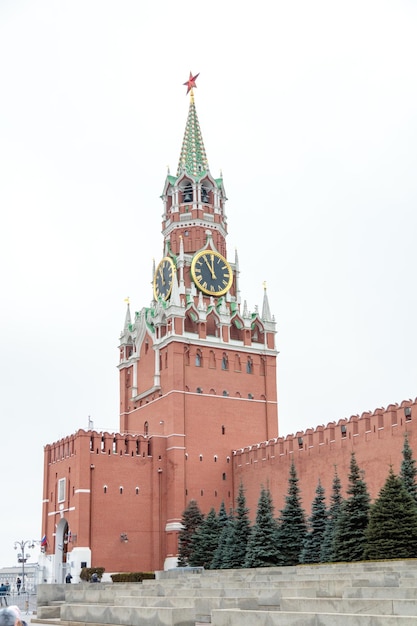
[34,559,417,625]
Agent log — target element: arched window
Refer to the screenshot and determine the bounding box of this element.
[209,350,216,368]
[183,183,193,203]
[144,421,149,436]
[234,354,241,372]
[195,349,202,367]
[246,357,253,374]
[221,352,229,370]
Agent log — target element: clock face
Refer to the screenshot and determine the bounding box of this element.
[191,250,233,296]
[153,257,175,301]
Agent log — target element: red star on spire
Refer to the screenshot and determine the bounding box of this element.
[183,71,200,95]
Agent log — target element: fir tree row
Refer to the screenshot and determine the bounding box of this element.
[177,434,417,568]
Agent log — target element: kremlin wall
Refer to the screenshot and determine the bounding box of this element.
[234,398,415,518]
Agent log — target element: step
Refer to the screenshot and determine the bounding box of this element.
[211,609,417,626]
[60,603,195,626]
[281,597,417,616]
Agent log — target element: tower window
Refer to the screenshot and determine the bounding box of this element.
[195,350,202,367]
[222,425,225,435]
[223,390,229,397]
[119,486,123,495]
[183,183,193,203]
[221,353,229,370]
[246,357,253,374]
[196,387,203,394]
[222,473,226,481]
[58,478,66,503]
[405,407,412,421]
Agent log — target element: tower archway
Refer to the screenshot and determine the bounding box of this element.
[54,518,69,583]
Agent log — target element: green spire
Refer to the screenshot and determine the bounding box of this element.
[177,90,209,179]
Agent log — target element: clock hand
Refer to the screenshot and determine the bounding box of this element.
[159,267,165,285]
[204,255,216,279]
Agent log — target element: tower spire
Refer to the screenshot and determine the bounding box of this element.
[261,282,272,322]
[177,72,208,178]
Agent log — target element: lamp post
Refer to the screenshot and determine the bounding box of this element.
[13,540,35,593]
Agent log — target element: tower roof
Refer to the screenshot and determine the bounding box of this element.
[176,90,209,180]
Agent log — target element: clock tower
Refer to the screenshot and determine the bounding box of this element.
[118,76,278,568]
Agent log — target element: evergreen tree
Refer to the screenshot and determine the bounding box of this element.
[177,500,204,567]
[300,480,327,564]
[189,507,220,568]
[332,453,370,562]
[211,509,234,569]
[400,433,417,505]
[277,461,307,565]
[223,483,252,568]
[320,467,344,562]
[244,487,281,567]
[217,501,229,529]
[210,502,230,569]
[364,467,417,560]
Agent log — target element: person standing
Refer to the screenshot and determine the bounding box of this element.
[15,580,21,597]
[65,573,72,584]
[0,585,8,607]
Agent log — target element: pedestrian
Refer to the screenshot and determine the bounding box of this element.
[0,585,7,607]
[65,573,72,584]
[15,580,21,597]
[0,605,28,626]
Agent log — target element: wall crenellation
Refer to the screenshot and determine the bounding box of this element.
[233,398,416,464]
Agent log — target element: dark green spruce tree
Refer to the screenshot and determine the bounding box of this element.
[332,453,370,562]
[177,500,204,567]
[320,467,344,562]
[400,433,417,505]
[223,483,252,568]
[189,507,219,568]
[277,461,307,565]
[364,467,417,560]
[300,480,327,564]
[244,487,281,567]
[210,502,230,569]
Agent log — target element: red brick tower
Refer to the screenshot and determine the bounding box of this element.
[118,80,278,568]
[40,77,278,580]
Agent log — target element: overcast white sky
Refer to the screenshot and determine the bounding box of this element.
[1,0,417,568]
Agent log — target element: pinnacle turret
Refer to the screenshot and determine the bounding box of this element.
[262,283,272,322]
